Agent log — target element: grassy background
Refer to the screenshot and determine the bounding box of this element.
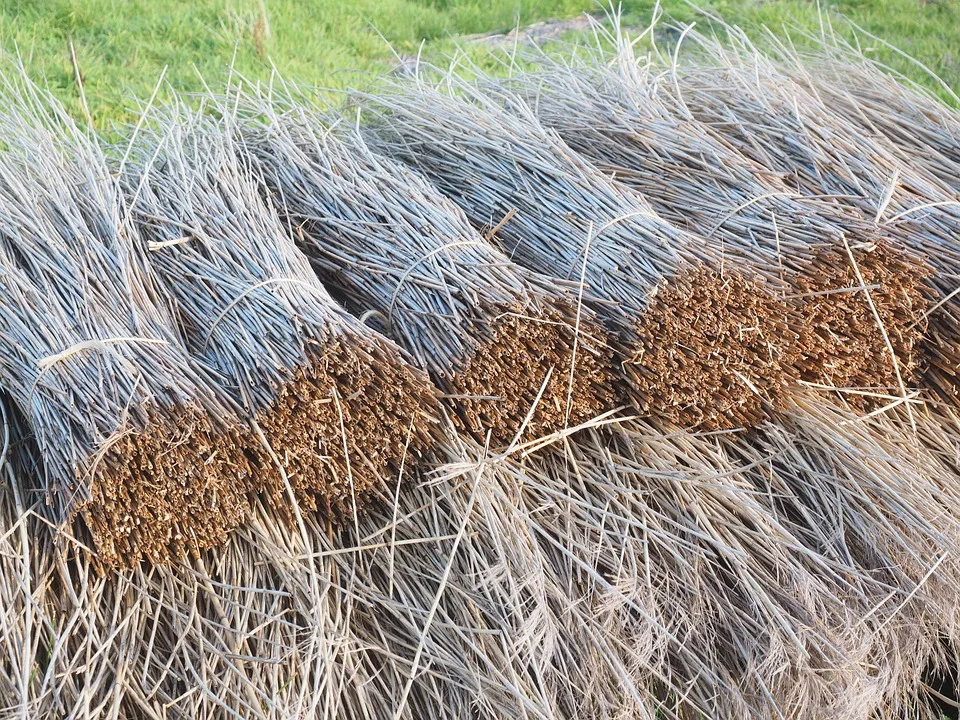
[0,0,957,129]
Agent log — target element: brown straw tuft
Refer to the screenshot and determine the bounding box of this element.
[794,241,931,394]
[449,300,617,442]
[86,406,252,565]
[249,335,436,514]
[627,266,797,428]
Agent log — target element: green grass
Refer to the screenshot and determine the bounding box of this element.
[687,0,960,104]
[0,0,958,129]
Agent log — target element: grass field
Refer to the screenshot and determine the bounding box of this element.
[0,0,957,128]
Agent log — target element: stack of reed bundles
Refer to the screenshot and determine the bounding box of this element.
[123,103,440,518]
[4,17,960,720]
[357,70,810,431]
[507,54,931,399]
[238,93,619,445]
[0,75,255,567]
[655,26,960,402]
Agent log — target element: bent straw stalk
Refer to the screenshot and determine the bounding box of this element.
[0,77,253,567]
[358,70,805,430]
[239,97,619,445]
[510,55,930,397]
[124,104,439,518]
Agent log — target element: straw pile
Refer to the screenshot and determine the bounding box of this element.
[725,394,960,718]
[123,104,439,517]
[507,54,931,398]
[0,79,255,567]
[358,73,808,431]
[7,398,960,719]
[238,97,618,445]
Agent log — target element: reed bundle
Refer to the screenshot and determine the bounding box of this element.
[123,104,439,517]
[358,70,807,430]
[655,26,960,400]
[771,31,960,198]
[0,78,255,567]
[507,54,930,396]
[238,96,618,445]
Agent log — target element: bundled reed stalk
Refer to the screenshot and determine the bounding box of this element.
[358,69,807,430]
[654,25,960,400]
[123,103,439,518]
[238,95,618,445]
[508,50,930,398]
[772,29,960,198]
[0,76,254,567]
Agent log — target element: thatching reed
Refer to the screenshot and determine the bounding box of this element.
[0,74,256,567]
[8,398,960,719]
[655,23,960,401]
[237,92,619,445]
[122,103,440,518]
[770,28,960,198]
[5,13,960,720]
[506,48,931,399]
[357,70,809,431]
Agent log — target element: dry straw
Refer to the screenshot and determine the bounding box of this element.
[0,72,256,567]
[507,39,930,399]
[4,15,960,720]
[122,102,440,518]
[357,67,808,430]
[7,405,959,719]
[732,393,960,711]
[770,24,960,198]
[237,89,619,445]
